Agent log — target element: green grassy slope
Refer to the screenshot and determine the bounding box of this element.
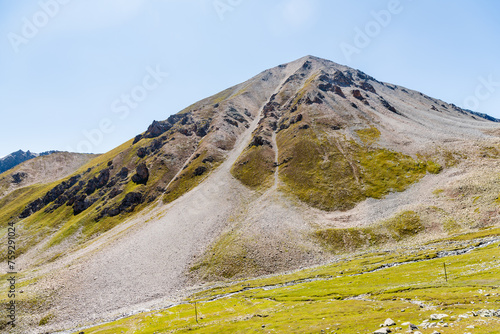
[74,227,500,334]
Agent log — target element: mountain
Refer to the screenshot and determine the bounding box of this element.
[2,56,500,333]
[0,151,98,200]
[0,150,38,174]
[0,149,63,174]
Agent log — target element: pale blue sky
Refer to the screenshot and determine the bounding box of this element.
[1,0,499,157]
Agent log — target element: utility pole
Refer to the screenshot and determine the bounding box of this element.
[194,301,198,323]
[443,262,448,282]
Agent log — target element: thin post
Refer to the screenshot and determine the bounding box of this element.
[194,301,198,323]
[443,262,448,282]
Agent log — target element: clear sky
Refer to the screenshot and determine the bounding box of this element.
[1,0,499,157]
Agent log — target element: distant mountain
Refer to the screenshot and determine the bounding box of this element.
[464,108,500,122]
[0,149,60,174]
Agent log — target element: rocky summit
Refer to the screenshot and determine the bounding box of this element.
[1,56,500,333]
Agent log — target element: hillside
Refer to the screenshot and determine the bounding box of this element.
[1,56,500,333]
[0,152,98,199]
[0,150,62,174]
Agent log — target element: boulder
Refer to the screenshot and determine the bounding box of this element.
[132,134,143,144]
[250,136,271,147]
[193,166,207,176]
[383,318,396,327]
[137,147,147,158]
[132,163,149,184]
[72,195,95,215]
[352,89,364,100]
[118,167,129,179]
[334,85,346,98]
[430,314,448,320]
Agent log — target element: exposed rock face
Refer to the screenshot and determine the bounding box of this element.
[352,89,364,100]
[195,122,210,137]
[133,134,143,144]
[380,97,400,114]
[250,136,271,147]
[11,172,27,184]
[137,147,147,158]
[146,120,172,138]
[360,81,377,94]
[99,192,143,218]
[118,167,129,179]
[333,70,353,86]
[84,169,110,195]
[193,166,207,176]
[73,195,96,215]
[131,163,149,184]
[334,85,346,98]
[19,175,82,218]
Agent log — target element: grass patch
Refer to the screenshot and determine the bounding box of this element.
[277,127,440,211]
[356,126,381,145]
[190,228,259,280]
[315,211,423,252]
[231,145,275,189]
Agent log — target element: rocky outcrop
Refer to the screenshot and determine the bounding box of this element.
[333,70,353,87]
[146,120,172,138]
[249,136,271,147]
[133,134,143,144]
[137,147,147,158]
[11,172,27,184]
[99,192,144,218]
[193,166,207,176]
[19,175,81,218]
[131,163,149,184]
[118,167,129,179]
[360,81,377,94]
[352,89,364,100]
[379,97,400,115]
[73,195,96,215]
[306,92,324,105]
[84,169,110,195]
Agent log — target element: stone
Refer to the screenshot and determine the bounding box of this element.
[383,318,396,327]
[409,323,419,330]
[132,134,143,144]
[373,328,391,334]
[352,89,364,100]
[118,167,129,179]
[137,147,147,158]
[430,314,448,321]
[132,163,149,184]
[250,136,271,147]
